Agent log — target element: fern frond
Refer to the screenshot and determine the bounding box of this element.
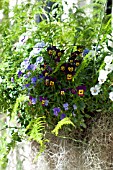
[52,117,75,136]
[26,116,46,143]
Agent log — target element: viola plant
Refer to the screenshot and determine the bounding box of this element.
[16,41,89,128]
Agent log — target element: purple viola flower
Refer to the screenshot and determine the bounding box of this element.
[18,70,23,78]
[83,49,89,57]
[29,96,37,104]
[63,103,69,110]
[53,107,61,116]
[38,74,44,79]
[45,100,49,106]
[24,72,31,78]
[60,113,66,120]
[27,64,36,71]
[72,111,76,117]
[31,98,37,104]
[21,58,30,70]
[11,77,14,83]
[36,56,43,65]
[39,96,48,106]
[73,104,77,110]
[31,77,37,84]
[25,83,30,88]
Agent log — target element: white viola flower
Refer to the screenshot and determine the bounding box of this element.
[32,48,42,56]
[104,55,113,65]
[109,92,113,101]
[14,42,23,50]
[19,34,29,44]
[98,75,107,84]
[99,69,108,76]
[90,84,101,95]
[105,63,113,74]
[98,69,108,84]
[29,41,46,57]
[34,41,46,48]
[36,56,43,65]
[21,58,30,71]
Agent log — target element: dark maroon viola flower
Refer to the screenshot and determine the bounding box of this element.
[60,88,66,95]
[76,85,86,96]
[56,49,64,57]
[47,46,57,56]
[71,51,80,58]
[55,57,60,63]
[77,45,85,53]
[75,60,82,67]
[44,76,50,86]
[49,77,57,86]
[60,63,68,72]
[68,57,75,63]
[42,70,49,77]
[66,64,75,73]
[70,88,76,94]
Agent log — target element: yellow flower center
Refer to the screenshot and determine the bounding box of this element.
[70,60,73,63]
[76,62,80,66]
[45,72,48,76]
[48,50,53,55]
[68,67,74,72]
[61,66,65,71]
[78,89,84,95]
[42,100,45,105]
[45,79,49,86]
[50,81,54,86]
[67,74,72,80]
[61,91,65,95]
[58,52,61,57]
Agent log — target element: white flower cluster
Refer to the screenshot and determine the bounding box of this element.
[90,55,113,101]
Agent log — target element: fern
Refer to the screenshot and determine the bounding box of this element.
[26,116,49,157]
[52,117,75,136]
[26,116,46,143]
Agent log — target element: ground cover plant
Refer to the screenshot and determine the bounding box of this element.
[0,0,113,169]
